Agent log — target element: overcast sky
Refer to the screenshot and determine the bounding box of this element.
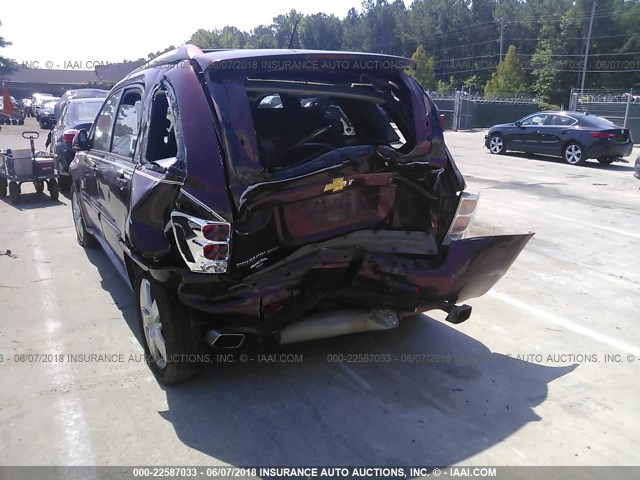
[2,0,397,70]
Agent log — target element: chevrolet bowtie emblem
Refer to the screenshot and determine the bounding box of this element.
[323,177,351,193]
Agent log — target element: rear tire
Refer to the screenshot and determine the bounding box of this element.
[134,272,201,385]
[488,134,506,154]
[597,157,616,165]
[563,142,585,166]
[34,181,44,194]
[0,178,6,197]
[9,182,20,204]
[71,188,97,248]
[48,179,59,201]
[58,175,71,192]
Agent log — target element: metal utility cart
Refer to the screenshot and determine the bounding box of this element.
[0,131,59,204]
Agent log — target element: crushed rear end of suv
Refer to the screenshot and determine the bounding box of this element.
[70,45,532,384]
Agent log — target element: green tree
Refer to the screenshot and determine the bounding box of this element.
[273,10,300,48]
[436,76,457,93]
[530,23,563,103]
[408,44,436,90]
[484,45,527,97]
[300,14,343,50]
[0,21,16,78]
[463,75,482,94]
[342,8,368,51]
[189,29,222,49]
[246,25,276,49]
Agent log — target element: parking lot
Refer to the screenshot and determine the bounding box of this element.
[1,118,639,467]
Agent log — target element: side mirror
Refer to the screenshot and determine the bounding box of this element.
[515,121,522,127]
[73,129,90,151]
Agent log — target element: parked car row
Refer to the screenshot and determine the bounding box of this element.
[15,89,108,189]
[46,96,104,190]
[31,93,57,120]
[37,100,59,129]
[0,95,26,126]
[485,110,634,166]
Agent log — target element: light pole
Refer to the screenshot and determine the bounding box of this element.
[499,17,512,61]
[579,0,597,92]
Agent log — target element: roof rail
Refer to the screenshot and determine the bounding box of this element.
[125,44,205,77]
[147,44,205,66]
[200,49,235,53]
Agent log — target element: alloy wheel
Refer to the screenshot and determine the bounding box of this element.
[564,144,583,164]
[71,192,85,243]
[489,136,503,154]
[139,279,167,370]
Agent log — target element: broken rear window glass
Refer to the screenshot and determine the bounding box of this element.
[245,77,414,171]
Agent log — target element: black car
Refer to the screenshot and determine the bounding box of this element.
[485,111,633,166]
[47,97,104,190]
[38,100,59,129]
[54,88,109,121]
[70,45,531,385]
[32,94,58,120]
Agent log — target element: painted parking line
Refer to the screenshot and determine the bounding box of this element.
[488,290,640,357]
[546,213,640,240]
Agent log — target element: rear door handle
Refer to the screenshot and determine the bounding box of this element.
[562,130,570,134]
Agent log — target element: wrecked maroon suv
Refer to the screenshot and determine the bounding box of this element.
[70,45,532,384]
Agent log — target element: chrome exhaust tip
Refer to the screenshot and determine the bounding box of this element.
[205,330,245,349]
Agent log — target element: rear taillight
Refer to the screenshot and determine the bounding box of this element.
[62,129,77,143]
[203,243,229,260]
[171,212,232,274]
[590,131,614,139]
[443,191,480,245]
[202,223,230,242]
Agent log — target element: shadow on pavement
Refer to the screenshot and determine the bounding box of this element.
[504,152,635,171]
[81,244,576,467]
[0,192,65,210]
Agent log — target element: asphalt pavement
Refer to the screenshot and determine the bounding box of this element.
[0,118,639,467]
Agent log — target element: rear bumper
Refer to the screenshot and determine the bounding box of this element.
[172,233,533,335]
[54,145,75,172]
[587,140,633,159]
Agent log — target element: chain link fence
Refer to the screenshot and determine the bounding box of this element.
[429,91,539,131]
[568,88,640,143]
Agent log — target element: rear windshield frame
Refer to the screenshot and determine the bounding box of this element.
[206,68,420,183]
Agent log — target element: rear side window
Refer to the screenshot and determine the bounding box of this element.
[520,114,548,126]
[70,101,102,125]
[93,92,122,151]
[57,102,69,127]
[111,90,142,159]
[549,115,577,126]
[146,90,179,162]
